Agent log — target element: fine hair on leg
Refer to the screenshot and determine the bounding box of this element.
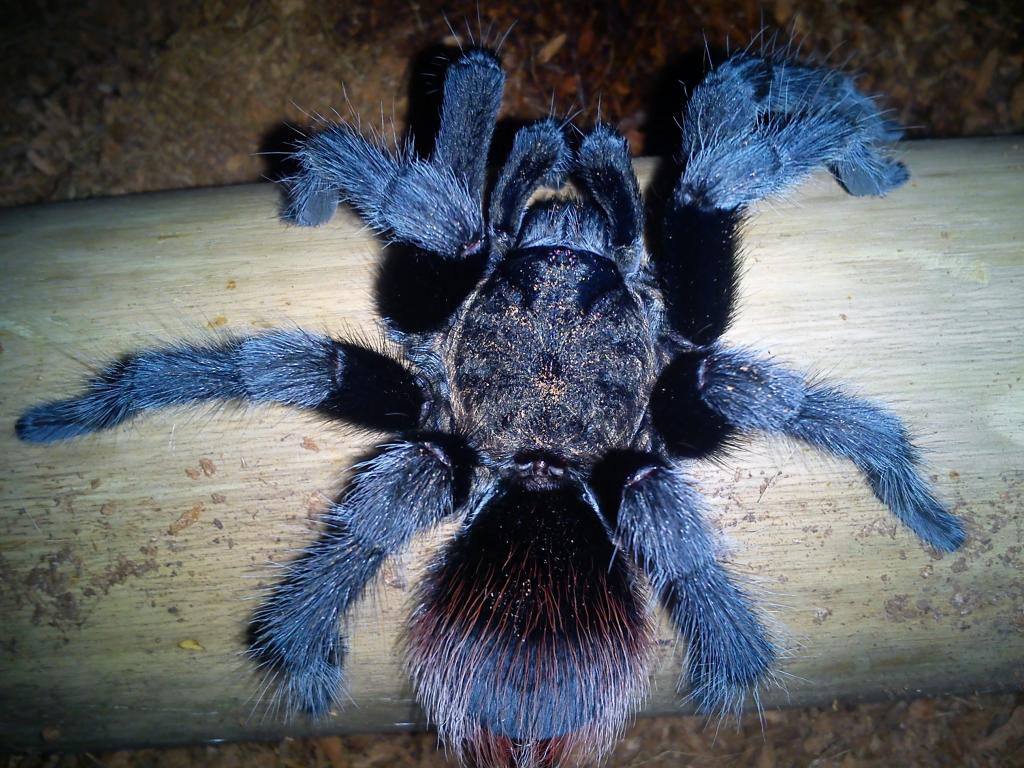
[16,331,425,442]
[249,437,471,717]
[599,452,776,719]
[694,346,966,551]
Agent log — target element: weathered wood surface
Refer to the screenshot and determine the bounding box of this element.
[0,138,1021,752]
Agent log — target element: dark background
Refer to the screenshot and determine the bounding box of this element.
[1,0,1021,208]
[2,0,1022,765]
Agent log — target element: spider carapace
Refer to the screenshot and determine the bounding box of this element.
[450,244,654,469]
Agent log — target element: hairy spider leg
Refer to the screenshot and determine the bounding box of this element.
[657,198,743,348]
[288,49,515,337]
[432,49,505,204]
[595,452,775,718]
[735,55,908,196]
[284,122,481,255]
[690,347,966,552]
[284,50,503,262]
[574,124,645,272]
[641,52,960,727]
[250,438,472,717]
[656,52,910,348]
[648,54,962,552]
[646,349,737,460]
[488,119,569,243]
[16,330,423,442]
[677,53,908,210]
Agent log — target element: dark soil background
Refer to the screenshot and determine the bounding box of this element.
[2,0,1022,208]
[2,0,1022,765]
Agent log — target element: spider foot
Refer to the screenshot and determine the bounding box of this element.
[675,566,778,720]
[249,616,347,718]
[16,399,114,443]
[867,463,967,552]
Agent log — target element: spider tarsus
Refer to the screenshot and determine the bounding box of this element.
[249,633,346,718]
[15,402,102,443]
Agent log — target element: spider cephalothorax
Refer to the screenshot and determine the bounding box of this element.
[17,44,965,768]
[450,238,655,465]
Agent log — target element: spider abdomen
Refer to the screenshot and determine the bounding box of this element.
[406,486,654,765]
[449,247,654,463]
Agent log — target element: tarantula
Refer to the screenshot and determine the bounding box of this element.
[17,46,965,767]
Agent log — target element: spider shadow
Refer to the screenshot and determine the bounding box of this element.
[641,47,729,246]
[259,122,305,188]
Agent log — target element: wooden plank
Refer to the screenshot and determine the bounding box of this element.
[0,138,1021,751]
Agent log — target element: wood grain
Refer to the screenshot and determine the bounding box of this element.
[0,138,1021,751]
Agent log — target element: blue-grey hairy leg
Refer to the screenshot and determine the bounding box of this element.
[574,124,644,266]
[432,49,505,202]
[284,127,482,257]
[696,346,966,551]
[751,56,907,196]
[488,119,569,241]
[678,53,908,210]
[283,123,394,227]
[249,438,466,717]
[658,199,743,346]
[613,457,775,717]
[16,330,424,442]
[284,50,505,260]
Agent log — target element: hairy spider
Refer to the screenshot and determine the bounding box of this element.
[17,46,965,767]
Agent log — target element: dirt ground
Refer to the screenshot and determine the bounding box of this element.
[2,0,1023,766]
[2,0,1022,209]
[3,695,1024,767]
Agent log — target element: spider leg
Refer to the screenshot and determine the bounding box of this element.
[574,124,644,272]
[596,452,775,718]
[431,49,505,203]
[657,54,908,345]
[250,437,472,717]
[488,119,568,243]
[654,347,966,552]
[284,125,481,257]
[678,53,908,210]
[284,50,503,262]
[16,330,423,442]
[658,198,742,346]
